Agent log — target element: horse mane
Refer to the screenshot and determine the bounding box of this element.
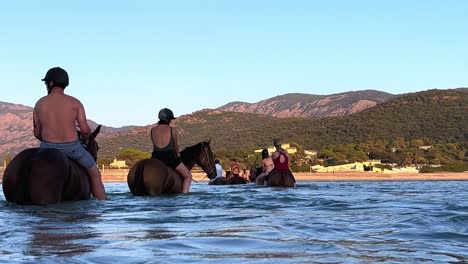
[181,141,205,152]
[180,141,210,167]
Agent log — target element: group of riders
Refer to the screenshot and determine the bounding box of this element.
[30,67,296,201]
[208,140,297,187]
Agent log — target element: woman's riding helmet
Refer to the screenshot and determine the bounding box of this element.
[158,108,176,122]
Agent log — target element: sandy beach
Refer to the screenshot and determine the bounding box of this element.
[97,170,468,182]
[190,171,468,182]
[1,170,467,183]
[291,171,468,181]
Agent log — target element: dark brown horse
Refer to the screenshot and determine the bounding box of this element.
[2,126,102,205]
[249,166,263,182]
[255,169,296,187]
[209,175,248,185]
[208,177,226,185]
[226,174,248,184]
[127,140,217,195]
[208,170,249,185]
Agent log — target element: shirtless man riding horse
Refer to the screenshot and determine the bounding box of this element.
[33,67,106,200]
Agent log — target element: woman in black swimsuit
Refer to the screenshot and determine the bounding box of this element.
[150,108,193,193]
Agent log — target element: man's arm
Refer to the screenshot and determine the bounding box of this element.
[76,101,91,139]
[33,107,42,141]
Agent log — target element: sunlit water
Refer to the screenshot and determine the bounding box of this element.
[1,181,468,263]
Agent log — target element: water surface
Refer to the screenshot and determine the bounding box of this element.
[1,181,467,263]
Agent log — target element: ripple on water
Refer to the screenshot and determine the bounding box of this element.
[0,181,468,263]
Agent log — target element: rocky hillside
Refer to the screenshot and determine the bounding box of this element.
[217,90,395,118]
[98,88,468,159]
[2,88,467,159]
[0,102,36,157]
[0,101,137,157]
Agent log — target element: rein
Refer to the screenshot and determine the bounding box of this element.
[192,143,213,183]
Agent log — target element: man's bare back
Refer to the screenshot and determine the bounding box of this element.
[33,88,90,143]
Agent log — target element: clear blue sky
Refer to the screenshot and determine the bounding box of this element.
[1,0,467,127]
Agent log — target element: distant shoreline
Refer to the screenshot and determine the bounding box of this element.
[292,171,468,181]
[1,171,467,184]
[100,171,468,182]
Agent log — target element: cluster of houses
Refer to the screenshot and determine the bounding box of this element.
[109,159,128,169]
[310,161,419,174]
[108,142,427,173]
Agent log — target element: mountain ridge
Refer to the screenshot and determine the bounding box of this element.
[217,90,395,118]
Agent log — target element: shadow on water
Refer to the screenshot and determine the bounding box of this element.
[26,208,100,257]
[0,200,102,260]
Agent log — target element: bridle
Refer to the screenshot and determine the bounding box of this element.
[80,134,98,161]
[195,142,215,181]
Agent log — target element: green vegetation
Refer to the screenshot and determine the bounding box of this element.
[98,89,468,171]
[419,163,468,173]
[115,148,151,166]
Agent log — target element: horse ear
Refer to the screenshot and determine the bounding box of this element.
[207,139,212,145]
[92,125,102,138]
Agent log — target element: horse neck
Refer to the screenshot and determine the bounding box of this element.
[180,145,201,170]
[85,136,97,160]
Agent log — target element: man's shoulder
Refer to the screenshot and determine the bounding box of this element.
[64,94,80,102]
[34,95,48,108]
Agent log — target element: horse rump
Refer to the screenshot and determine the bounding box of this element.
[268,169,295,187]
[2,148,77,205]
[127,159,180,195]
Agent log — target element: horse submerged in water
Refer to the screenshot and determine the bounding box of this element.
[2,126,102,205]
[255,169,296,187]
[208,171,249,185]
[127,140,217,195]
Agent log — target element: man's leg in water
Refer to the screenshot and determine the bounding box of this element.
[87,166,106,200]
[175,163,193,193]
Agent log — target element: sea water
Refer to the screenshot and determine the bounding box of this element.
[1,181,467,263]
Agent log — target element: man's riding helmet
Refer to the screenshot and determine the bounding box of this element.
[41,67,69,88]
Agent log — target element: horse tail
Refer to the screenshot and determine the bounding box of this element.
[133,161,146,196]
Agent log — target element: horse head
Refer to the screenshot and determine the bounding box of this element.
[197,140,217,179]
[180,140,217,179]
[79,125,101,161]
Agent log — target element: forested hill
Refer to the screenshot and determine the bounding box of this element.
[217,90,394,118]
[99,88,468,158]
